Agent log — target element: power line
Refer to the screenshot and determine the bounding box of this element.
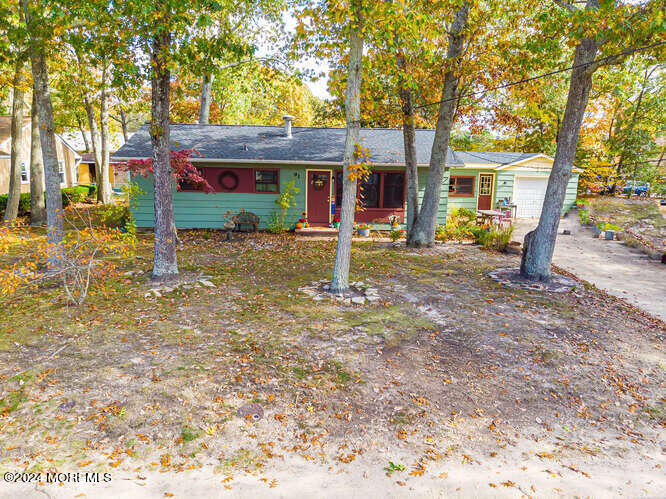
[412,40,666,112]
[595,158,666,169]
[359,41,665,127]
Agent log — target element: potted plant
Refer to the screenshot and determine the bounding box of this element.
[296,212,310,229]
[295,214,307,230]
[357,223,372,237]
[388,215,400,229]
[332,216,340,228]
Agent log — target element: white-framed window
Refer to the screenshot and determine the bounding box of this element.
[20,161,29,183]
[58,160,66,185]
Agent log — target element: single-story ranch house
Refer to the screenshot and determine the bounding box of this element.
[113,118,580,230]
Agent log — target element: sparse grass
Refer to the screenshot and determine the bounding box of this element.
[643,403,664,421]
[589,196,665,229]
[181,425,202,443]
[0,387,27,416]
[0,227,664,481]
[587,196,665,254]
[342,304,436,339]
[384,461,406,474]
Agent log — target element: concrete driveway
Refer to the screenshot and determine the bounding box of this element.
[513,215,666,322]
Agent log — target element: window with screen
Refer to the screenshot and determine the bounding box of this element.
[58,161,66,184]
[382,173,404,208]
[479,175,492,195]
[179,168,205,191]
[360,173,380,208]
[20,162,28,183]
[449,176,475,196]
[254,169,279,193]
[335,171,405,209]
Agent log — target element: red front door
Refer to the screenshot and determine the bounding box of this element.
[307,171,331,225]
[477,174,494,210]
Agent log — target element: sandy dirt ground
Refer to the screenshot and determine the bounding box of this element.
[2,443,664,498]
[1,233,664,499]
[514,216,666,321]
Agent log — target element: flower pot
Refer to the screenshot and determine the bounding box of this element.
[593,226,602,237]
[333,222,340,228]
[295,222,303,230]
[605,229,615,240]
[358,228,370,237]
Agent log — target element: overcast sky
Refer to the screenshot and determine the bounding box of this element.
[283,12,332,100]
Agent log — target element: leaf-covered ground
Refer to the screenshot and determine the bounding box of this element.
[0,230,664,497]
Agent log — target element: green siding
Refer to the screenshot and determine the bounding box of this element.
[418,168,449,225]
[132,164,449,230]
[132,165,306,229]
[495,171,514,203]
[563,173,579,213]
[445,169,495,213]
[131,163,579,229]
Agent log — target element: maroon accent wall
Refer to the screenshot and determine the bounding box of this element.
[183,167,280,194]
[203,167,254,193]
[336,207,405,224]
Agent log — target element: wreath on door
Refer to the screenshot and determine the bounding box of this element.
[312,174,327,190]
[218,170,239,191]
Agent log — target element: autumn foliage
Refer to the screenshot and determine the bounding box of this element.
[0,216,136,304]
[118,149,215,194]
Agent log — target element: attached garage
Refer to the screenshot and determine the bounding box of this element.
[513,176,549,218]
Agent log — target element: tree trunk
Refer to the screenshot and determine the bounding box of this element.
[656,146,665,170]
[76,113,91,153]
[150,29,178,281]
[199,72,213,124]
[83,94,102,195]
[29,91,46,226]
[23,0,64,264]
[615,66,653,184]
[520,38,599,281]
[98,64,112,203]
[119,106,129,142]
[395,42,419,242]
[409,2,470,247]
[330,2,364,294]
[3,60,26,223]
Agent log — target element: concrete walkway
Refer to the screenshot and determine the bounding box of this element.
[514,215,666,322]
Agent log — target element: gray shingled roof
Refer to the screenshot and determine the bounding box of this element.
[114,124,467,166]
[113,123,542,167]
[452,150,538,165]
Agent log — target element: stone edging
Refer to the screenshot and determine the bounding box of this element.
[488,267,576,293]
[298,280,382,305]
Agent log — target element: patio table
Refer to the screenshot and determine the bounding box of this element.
[477,209,512,227]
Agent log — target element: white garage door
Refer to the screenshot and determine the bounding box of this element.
[514,177,549,218]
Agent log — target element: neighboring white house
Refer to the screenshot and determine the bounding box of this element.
[0,116,81,194]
